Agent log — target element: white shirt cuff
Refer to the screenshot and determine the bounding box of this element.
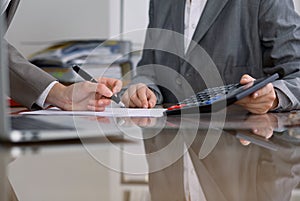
[35,81,58,109]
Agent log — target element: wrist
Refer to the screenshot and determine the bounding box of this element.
[46,83,69,109]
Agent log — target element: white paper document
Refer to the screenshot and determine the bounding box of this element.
[20,107,167,117]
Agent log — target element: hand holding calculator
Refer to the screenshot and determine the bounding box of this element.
[165,73,280,115]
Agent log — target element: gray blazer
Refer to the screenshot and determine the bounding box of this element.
[133,0,300,111]
[4,0,56,109]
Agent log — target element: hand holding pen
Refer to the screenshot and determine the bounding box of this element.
[72,65,125,109]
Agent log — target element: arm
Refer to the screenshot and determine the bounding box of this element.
[236,0,300,114]
[8,43,56,109]
[259,0,300,112]
[8,43,122,111]
[4,0,122,111]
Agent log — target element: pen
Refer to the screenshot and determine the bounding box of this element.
[72,65,125,107]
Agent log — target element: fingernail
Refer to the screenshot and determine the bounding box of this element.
[253,93,258,98]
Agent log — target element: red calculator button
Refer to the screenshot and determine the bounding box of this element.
[167,104,187,111]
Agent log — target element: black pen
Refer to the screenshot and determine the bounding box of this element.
[72,65,125,107]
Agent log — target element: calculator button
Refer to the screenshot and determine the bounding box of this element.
[172,83,240,111]
[167,104,187,111]
[205,100,212,105]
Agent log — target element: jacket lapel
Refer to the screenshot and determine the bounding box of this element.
[186,0,229,55]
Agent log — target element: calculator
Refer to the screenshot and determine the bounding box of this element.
[165,73,280,115]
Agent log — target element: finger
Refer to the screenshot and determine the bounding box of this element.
[94,93,102,100]
[251,83,274,99]
[238,95,273,106]
[146,89,157,108]
[89,99,111,107]
[97,99,111,106]
[137,87,149,108]
[239,96,276,113]
[112,80,123,94]
[236,90,277,114]
[103,79,122,94]
[128,86,143,107]
[121,90,139,108]
[129,99,138,108]
[96,83,114,98]
[240,74,255,85]
[99,78,122,93]
[123,87,140,107]
[129,94,142,107]
[121,92,131,107]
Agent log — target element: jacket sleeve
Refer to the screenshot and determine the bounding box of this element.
[259,0,300,111]
[8,43,56,109]
[3,0,56,109]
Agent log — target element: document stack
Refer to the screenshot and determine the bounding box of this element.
[29,40,132,83]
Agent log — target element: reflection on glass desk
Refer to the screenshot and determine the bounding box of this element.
[1,106,300,201]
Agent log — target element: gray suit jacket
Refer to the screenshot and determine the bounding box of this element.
[133,0,300,111]
[4,0,56,109]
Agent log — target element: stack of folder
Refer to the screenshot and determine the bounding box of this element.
[29,40,132,83]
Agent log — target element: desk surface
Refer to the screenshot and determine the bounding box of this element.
[2,106,300,201]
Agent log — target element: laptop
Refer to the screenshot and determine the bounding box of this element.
[0,10,139,143]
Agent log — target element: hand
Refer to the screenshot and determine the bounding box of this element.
[235,74,278,114]
[46,77,122,111]
[121,83,157,108]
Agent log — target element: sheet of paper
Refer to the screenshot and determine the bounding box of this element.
[20,107,167,117]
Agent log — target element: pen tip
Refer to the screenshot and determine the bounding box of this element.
[119,102,126,108]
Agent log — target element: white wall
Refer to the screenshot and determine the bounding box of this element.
[6,0,110,57]
[109,0,149,50]
[6,0,298,56]
[123,0,149,49]
[5,0,149,57]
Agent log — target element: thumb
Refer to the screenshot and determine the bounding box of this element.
[240,74,255,85]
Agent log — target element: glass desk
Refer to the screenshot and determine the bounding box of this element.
[1,106,300,201]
